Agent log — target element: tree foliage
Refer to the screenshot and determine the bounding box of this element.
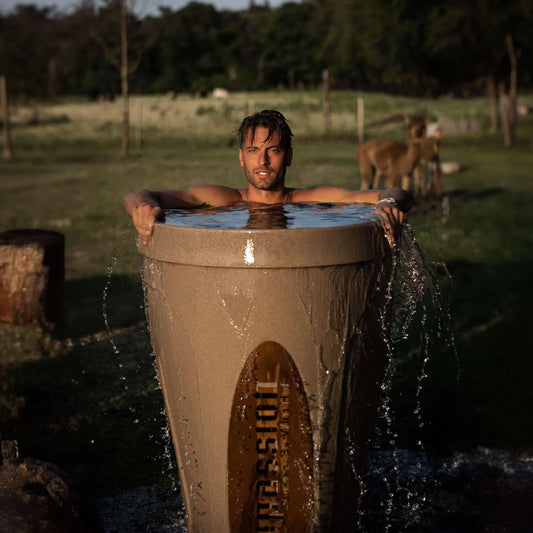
[0,0,532,99]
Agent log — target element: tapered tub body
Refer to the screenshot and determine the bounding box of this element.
[139,209,392,532]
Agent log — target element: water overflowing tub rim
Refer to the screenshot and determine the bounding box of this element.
[138,218,390,269]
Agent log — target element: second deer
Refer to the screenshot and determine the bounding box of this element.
[413,128,443,198]
[357,116,442,197]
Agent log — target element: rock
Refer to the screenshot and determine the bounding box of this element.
[212,87,229,99]
[0,440,91,532]
[441,161,462,174]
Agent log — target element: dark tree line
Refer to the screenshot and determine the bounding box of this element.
[0,0,532,101]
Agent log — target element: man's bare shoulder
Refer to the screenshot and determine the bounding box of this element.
[190,184,243,202]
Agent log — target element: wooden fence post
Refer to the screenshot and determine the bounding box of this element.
[357,96,365,143]
[322,69,331,133]
[0,76,12,159]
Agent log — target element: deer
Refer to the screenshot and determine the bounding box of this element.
[359,137,425,189]
[357,115,426,189]
[412,127,443,198]
[357,116,443,198]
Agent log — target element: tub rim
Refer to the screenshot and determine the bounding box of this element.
[138,216,390,268]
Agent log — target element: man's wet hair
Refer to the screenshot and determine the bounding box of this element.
[237,109,293,152]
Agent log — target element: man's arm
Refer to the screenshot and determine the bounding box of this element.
[292,186,414,247]
[292,186,413,212]
[123,185,242,245]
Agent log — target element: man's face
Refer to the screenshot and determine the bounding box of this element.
[239,126,292,191]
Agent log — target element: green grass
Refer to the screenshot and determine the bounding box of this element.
[1,90,533,523]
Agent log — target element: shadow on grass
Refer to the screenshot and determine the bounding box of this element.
[61,274,145,339]
[431,259,533,450]
[0,325,173,529]
[0,272,164,527]
[0,137,127,166]
[410,186,506,215]
[385,258,533,456]
[0,165,60,179]
[444,187,506,201]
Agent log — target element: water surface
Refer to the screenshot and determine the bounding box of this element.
[164,203,377,230]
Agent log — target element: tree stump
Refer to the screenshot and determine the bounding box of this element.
[0,229,64,325]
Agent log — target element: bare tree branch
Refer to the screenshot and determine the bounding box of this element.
[90,29,121,71]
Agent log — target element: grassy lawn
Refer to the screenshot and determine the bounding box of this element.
[1,90,532,523]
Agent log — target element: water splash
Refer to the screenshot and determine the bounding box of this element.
[102,232,184,528]
[357,223,457,531]
[102,237,125,357]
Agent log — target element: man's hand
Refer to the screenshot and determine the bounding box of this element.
[123,190,165,245]
[374,196,407,249]
[132,204,163,245]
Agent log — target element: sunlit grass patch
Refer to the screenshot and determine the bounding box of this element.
[12,89,530,149]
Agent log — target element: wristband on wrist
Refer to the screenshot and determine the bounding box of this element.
[376,197,397,207]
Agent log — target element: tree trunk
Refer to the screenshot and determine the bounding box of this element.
[487,73,499,135]
[135,99,143,148]
[120,0,129,158]
[0,76,12,159]
[256,55,264,87]
[499,82,512,148]
[47,57,57,100]
[0,230,64,325]
[505,33,517,127]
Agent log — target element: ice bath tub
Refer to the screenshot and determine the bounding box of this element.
[139,203,393,532]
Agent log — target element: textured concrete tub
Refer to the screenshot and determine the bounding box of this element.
[138,204,393,532]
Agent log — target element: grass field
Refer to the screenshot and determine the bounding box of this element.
[1,90,533,527]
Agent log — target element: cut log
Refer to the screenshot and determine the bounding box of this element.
[0,229,64,325]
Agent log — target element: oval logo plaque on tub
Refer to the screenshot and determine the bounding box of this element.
[228,341,314,533]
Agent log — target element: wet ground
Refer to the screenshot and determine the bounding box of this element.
[99,447,533,532]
